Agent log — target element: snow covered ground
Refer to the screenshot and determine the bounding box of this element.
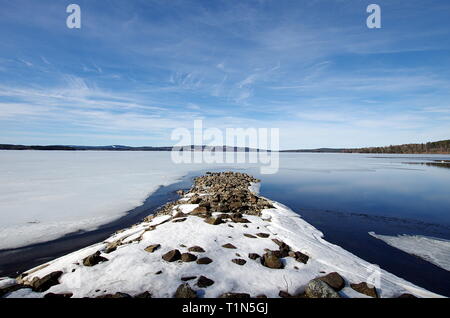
[369,232,450,272]
[0,151,258,250]
[4,180,441,298]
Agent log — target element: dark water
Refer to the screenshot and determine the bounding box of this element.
[249,154,450,297]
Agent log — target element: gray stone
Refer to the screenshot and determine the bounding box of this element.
[305,279,341,298]
[262,252,284,269]
[174,284,197,298]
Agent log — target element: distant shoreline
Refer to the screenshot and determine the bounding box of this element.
[1,139,449,154]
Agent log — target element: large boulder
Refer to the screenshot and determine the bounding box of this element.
[305,279,341,298]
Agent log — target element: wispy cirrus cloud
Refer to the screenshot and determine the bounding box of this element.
[0,0,449,147]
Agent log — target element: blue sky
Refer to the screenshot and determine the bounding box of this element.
[0,0,449,149]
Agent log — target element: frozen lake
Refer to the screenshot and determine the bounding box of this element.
[1,151,450,295]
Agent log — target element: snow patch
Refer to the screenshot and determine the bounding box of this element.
[369,232,450,272]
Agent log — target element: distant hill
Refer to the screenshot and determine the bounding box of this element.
[342,139,450,154]
[1,140,449,154]
[0,144,269,152]
[280,148,345,153]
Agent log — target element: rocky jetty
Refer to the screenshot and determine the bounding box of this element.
[0,172,441,298]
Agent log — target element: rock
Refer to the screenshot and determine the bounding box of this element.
[181,276,197,281]
[256,233,270,238]
[232,217,250,223]
[232,259,247,265]
[222,243,237,249]
[0,281,26,297]
[244,234,257,238]
[97,292,132,298]
[83,251,108,267]
[162,249,181,262]
[192,206,208,214]
[318,272,345,291]
[279,291,293,298]
[173,211,187,218]
[248,253,261,260]
[262,252,284,269]
[219,293,251,298]
[188,246,205,253]
[44,293,73,298]
[350,282,378,298]
[181,253,198,262]
[104,241,121,253]
[197,276,214,288]
[398,293,417,298]
[174,284,197,298]
[305,279,341,298]
[189,196,202,204]
[176,190,184,196]
[197,257,213,265]
[155,270,163,275]
[291,251,309,264]
[256,294,268,298]
[272,239,290,250]
[144,244,161,253]
[134,291,152,298]
[172,218,187,223]
[204,217,223,225]
[30,271,63,292]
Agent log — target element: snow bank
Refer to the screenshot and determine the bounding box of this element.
[369,232,450,272]
[4,182,442,298]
